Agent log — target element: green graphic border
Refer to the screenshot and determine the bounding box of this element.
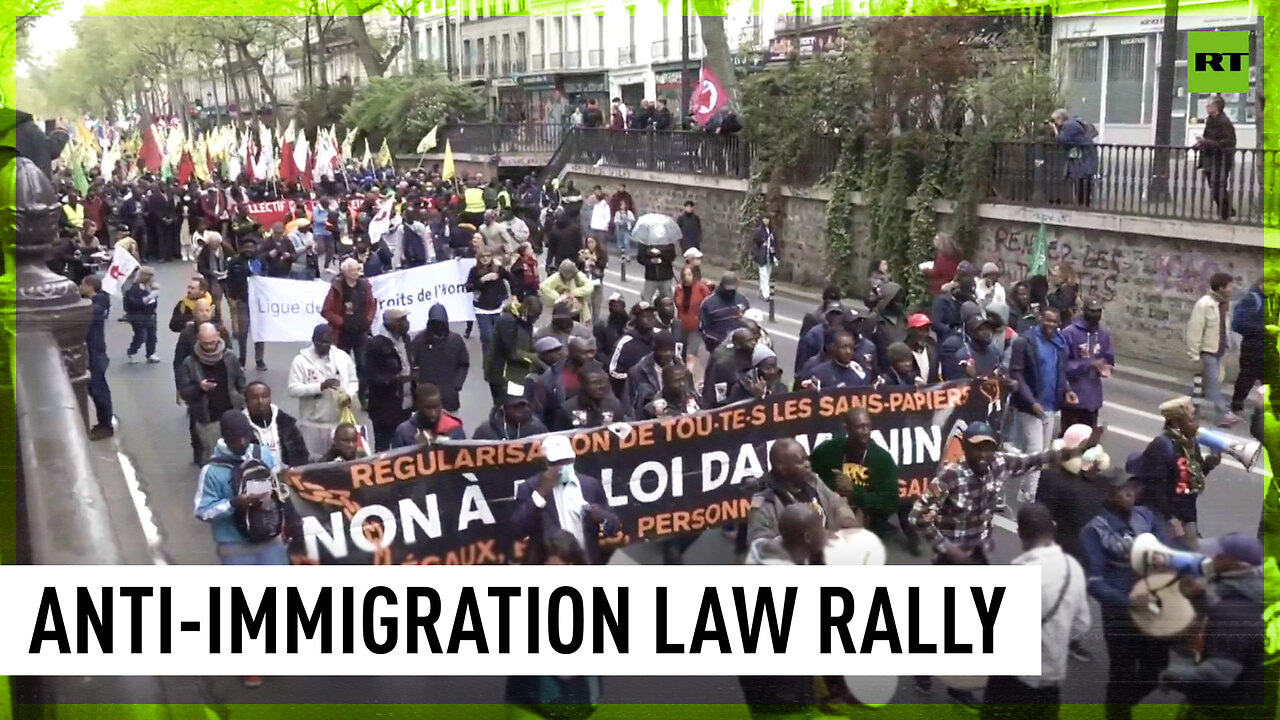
[1,0,1276,717]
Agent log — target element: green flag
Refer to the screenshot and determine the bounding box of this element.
[1027,222,1048,277]
[71,158,89,194]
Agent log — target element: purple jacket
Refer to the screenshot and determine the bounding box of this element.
[1060,317,1114,412]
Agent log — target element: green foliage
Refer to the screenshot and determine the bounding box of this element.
[950,129,995,260]
[341,73,486,153]
[294,84,356,133]
[904,135,947,306]
[821,149,860,294]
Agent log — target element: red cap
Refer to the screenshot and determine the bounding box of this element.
[907,313,932,329]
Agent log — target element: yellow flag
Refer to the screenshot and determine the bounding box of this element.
[376,138,393,168]
[416,125,439,154]
[442,139,455,181]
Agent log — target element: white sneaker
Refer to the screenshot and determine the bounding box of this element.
[127,354,138,364]
[146,354,162,364]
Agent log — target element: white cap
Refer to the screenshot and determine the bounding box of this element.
[542,435,575,464]
[506,381,527,399]
[683,247,704,259]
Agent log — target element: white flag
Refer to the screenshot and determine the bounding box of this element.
[101,247,139,296]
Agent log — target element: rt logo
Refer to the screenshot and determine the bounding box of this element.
[1187,31,1250,93]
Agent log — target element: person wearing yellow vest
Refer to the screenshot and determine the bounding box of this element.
[496,182,513,219]
[462,184,486,228]
[61,189,85,231]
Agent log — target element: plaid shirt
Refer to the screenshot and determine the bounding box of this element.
[910,450,1061,557]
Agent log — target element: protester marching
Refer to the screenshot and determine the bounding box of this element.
[28,106,1275,720]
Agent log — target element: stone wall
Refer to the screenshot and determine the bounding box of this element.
[563,165,1267,373]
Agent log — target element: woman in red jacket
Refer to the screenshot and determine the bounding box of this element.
[921,232,961,298]
[321,258,378,404]
[674,264,712,378]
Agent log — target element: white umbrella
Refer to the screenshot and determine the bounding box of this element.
[632,213,681,246]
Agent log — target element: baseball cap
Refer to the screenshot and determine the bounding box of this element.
[533,336,563,353]
[631,301,656,316]
[608,291,624,303]
[1199,533,1263,567]
[382,308,408,321]
[907,313,932,329]
[962,421,998,446]
[1083,298,1104,312]
[965,314,995,333]
[542,435,576,464]
[505,382,530,404]
[683,247,703,260]
[824,301,845,316]
[981,262,1001,276]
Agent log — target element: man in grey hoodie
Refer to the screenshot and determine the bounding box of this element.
[746,504,827,565]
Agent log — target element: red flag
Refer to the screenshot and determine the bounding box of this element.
[176,149,195,186]
[693,66,729,128]
[138,124,163,173]
[279,136,298,185]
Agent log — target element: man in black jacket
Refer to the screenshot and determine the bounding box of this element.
[489,297,545,400]
[224,236,267,371]
[243,381,310,467]
[676,201,702,252]
[555,366,630,431]
[607,301,659,398]
[409,304,470,414]
[473,383,549,441]
[593,294,629,364]
[366,309,414,451]
[623,331,680,417]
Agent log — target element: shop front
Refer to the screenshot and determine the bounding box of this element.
[652,64,699,114]
[1052,8,1260,147]
[519,73,564,125]
[562,73,610,112]
[495,79,523,122]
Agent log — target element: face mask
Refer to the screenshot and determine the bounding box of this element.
[559,465,575,484]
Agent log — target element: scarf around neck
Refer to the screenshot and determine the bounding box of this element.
[194,337,227,365]
[1167,424,1206,495]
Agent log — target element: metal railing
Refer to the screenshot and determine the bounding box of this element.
[588,49,604,67]
[618,45,636,65]
[990,141,1276,227]
[531,53,544,70]
[512,57,527,73]
[565,127,754,179]
[565,50,581,68]
[442,122,566,156]
[549,51,562,68]
[651,39,670,60]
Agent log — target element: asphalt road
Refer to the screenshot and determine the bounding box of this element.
[87,257,1264,712]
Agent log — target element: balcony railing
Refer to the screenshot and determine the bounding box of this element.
[512,57,527,73]
[461,62,473,78]
[565,50,581,68]
[618,45,636,65]
[477,59,488,77]
[651,39,670,60]
[549,51,562,68]
[989,142,1276,227]
[588,49,603,67]
[531,53,544,70]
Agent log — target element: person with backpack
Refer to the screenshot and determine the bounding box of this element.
[1049,109,1099,208]
[194,409,288,687]
[1231,269,1276,416]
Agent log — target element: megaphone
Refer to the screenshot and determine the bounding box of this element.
[1130,533,1214,579]
[824,528,887,566]
[1197,428,1262,471]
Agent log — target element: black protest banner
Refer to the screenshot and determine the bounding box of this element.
[285,379,1005,565]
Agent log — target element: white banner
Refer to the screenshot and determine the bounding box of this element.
[0,565,1041,676]
[247,259,477,343]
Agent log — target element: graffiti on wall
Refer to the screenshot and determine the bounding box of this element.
[984,222,1257,366]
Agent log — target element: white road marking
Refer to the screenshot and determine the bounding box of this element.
[112,417,170,566]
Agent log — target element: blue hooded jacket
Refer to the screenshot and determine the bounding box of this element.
[194,440,278,547]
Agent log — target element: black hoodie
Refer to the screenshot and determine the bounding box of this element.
[409,304,470,411]
[472,406,549,441]
[10,111,70,177]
